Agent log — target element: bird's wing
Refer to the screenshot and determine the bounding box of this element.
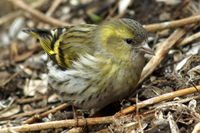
[23,24,98,69]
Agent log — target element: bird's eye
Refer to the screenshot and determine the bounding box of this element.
[125,38,133,44]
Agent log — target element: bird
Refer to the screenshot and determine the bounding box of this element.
[23,18,154,109]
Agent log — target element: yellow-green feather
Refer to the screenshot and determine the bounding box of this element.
[23,25,98,69]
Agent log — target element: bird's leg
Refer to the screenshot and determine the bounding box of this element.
[72,106,87,128]
[72,105,78,127]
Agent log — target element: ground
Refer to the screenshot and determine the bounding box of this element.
[0,0,200,133]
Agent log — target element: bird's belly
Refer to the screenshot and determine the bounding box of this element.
[47,59,142,109]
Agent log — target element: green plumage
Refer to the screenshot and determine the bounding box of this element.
[23,18,154,109]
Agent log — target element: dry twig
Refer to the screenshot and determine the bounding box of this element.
[144,14,200,32]
[0,65,27,86]
[17,96,47,104]
[37,0,63,29]
[120,85,200,114]
[0,0,49,26]
[0,106,50,121]
[0,116,113,133]
[138,26,193,87]
[9,0,71,27]
[176,31,200,47]
[25,103,70,124]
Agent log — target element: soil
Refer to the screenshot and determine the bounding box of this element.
[0,0,199,133]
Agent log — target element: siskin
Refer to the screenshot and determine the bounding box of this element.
[23,18,154,109]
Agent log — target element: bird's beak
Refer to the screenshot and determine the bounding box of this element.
[139,42,155,55]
